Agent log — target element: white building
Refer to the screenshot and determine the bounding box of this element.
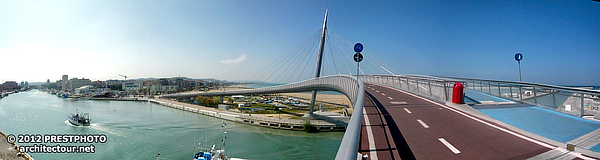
[123,81,143,93]
[74,85,110,95]
[150,84,179,93]
[66,78,91,92]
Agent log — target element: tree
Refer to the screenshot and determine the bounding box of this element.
[195,96,218,107]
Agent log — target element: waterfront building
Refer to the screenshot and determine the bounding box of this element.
[123,80,143,93]
[74,85,110,95]
[150,84,179,93]
[66,78,92,92]
[62,75,68,89]
[106,79,122,85]
[56,80,63,90]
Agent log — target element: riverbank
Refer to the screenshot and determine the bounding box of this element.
[149,98,347,132]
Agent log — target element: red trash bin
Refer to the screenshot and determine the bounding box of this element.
[452,82,464,104]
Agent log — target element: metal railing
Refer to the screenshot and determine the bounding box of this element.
[359,74,467,103]
[436,76,600,118]
[161,75,366,160]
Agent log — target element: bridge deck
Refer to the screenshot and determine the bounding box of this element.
[359,83,555,159]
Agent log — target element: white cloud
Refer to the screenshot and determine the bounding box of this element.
[219,54,246,64]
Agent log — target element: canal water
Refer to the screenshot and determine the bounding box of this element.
[0,90,343,159]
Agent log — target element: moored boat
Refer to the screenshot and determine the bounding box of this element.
[193,122,229,160]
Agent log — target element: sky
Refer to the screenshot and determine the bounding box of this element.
[1,0,599,86]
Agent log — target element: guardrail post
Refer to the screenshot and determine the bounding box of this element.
[444,82,448,101]
[533,86,537,104]
[428,81,432,97]
[416,79,420,94]
[407,79,410,91]
[552,91,557,109]
[581,94,585,116]
[519,85,523,100]
[509,84,513,100]
[488,82,491,94]
[497,83,501,97]
[480,81,483,92]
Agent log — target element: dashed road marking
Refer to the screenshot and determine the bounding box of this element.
[390,101,407,105]
[376,90,380,93]
[438,138,461,154]
[381,93,386,96]
[387,97,393,100]
[403,108,412,114]
[417,119,429,128]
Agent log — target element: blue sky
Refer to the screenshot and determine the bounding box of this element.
[1,0,598,85]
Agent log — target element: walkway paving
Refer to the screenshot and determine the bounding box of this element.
[358,83,562,159]
[467,89,600,156]
[465,89,514,104]
[0,131,27,160]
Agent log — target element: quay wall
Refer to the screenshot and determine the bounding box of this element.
[148,99,346,132]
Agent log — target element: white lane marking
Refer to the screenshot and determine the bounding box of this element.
[387,97,393,100]
[417,119,430,128]
[438,138,461,154]
[376,90,380,93]
[391,101,407,105]
[373,84,559,149]
[403,108,412,114]
[363,108,378,160]
[381,93,386,96]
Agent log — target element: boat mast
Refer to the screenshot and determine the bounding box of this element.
[308,9,328,115]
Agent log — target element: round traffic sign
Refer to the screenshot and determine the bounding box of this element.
[515,53,523,61]
[354,52,363,62]
[354,43,363,52]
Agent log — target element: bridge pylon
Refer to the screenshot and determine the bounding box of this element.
[304,9,328,120]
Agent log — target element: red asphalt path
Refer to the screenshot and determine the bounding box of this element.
[358,83,553,160]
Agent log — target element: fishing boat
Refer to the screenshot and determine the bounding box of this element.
[68,111,91,126]
[193,122,228,160]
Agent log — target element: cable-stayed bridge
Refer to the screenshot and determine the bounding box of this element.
[161,10,600,160]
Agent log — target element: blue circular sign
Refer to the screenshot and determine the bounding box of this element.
[515,53,523,61]
[354,43,363,52]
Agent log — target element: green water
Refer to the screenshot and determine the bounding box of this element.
[0,90,343,159]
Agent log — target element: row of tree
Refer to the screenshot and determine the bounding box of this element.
[195,96,219,107]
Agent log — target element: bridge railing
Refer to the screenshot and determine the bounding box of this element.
[359,74,467,103]
[436,76,600,118]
